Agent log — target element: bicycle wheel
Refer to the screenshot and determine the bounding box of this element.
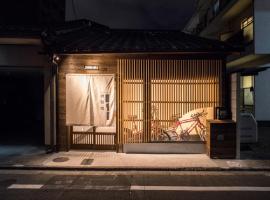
[199,129,207,141]
[158,131,171,141]
[179,130,190,141]
[166,130,178,141]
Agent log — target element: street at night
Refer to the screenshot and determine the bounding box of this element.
[1,0,270,199]
[0,170,270,200]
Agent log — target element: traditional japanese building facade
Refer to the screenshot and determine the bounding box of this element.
[42,20,237,153]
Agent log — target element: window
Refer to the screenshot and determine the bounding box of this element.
[242,76,254,106]
[241,16,254,43]
[240,76,254,113]
[242,75,253,88]
[241,16,253,29]
[243,88,254,106]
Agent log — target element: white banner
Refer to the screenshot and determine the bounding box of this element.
[66,74,115,126]
[66,75,90,125]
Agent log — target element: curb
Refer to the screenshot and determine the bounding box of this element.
[1,165,270,171]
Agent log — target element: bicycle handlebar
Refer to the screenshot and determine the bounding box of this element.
[190,111,207,118]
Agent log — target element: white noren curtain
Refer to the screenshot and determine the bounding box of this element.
[66,74,115,126]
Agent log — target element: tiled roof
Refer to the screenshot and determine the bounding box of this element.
[0,19,239,54]
[43,20,238,54]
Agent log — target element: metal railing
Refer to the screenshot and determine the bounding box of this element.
[193,0,235,34]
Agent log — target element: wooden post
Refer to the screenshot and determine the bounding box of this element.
[143,60,151,143]
[117,59,124,151]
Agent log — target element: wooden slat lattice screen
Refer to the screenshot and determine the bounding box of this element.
[117,59,223,144]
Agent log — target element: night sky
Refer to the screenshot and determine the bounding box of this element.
[66,0,197,30]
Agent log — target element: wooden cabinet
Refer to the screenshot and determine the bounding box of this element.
[206,120,236,159]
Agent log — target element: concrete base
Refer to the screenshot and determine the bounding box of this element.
[123,143,206,154]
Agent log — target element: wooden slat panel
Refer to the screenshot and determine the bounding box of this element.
[117,58,223,144]
[70,131,116,149]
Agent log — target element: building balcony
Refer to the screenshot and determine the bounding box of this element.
[225,29,253,47]
[225,30,245,46]
[225,29,254,64]
[184,0,234,35]
[198,0,252,38]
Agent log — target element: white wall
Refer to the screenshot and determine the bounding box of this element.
[231,73,241,158]
[231,73,238,122]
[255,68,270,121]
[254,0,270,54]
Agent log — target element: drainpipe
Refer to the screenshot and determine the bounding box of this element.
[46,55,58,153]
[236,73,241,159]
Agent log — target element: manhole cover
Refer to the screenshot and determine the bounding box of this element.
[81,158,94,165]
[53,157,69,162]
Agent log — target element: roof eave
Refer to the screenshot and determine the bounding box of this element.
[52,50,238,56]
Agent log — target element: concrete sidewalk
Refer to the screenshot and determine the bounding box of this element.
[0,146,270,171]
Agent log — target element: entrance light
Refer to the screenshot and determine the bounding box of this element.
[84,65,99,70]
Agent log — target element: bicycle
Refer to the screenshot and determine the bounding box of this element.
[125,108,208,142]
[158,110,207,142]
[176,111,207,141]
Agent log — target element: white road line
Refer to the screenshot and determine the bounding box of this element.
[131,186,270,191]
[8,184,43,189]
[130,185,145,190]
[83,186,130,190]
[7,184,270,192]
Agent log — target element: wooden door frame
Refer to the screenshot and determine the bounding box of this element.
[66,73,117,150]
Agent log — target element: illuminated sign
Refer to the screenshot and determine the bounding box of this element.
[84,65,99,70]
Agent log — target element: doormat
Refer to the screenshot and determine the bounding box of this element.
[81,158,94,165]
[52,157,69,162]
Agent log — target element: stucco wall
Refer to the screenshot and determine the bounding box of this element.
[254,0,270,54]
[255,68,270,121]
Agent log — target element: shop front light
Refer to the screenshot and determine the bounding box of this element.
[53,55,61,64]
[84,65,99,70]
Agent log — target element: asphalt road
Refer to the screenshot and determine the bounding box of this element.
[0,170,270,200]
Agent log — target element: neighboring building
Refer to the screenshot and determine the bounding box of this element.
[42,20,236,153]
[0,25,54,149]
[184,0,270,153]
[0,0,65,150]
[0,20,101,151]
